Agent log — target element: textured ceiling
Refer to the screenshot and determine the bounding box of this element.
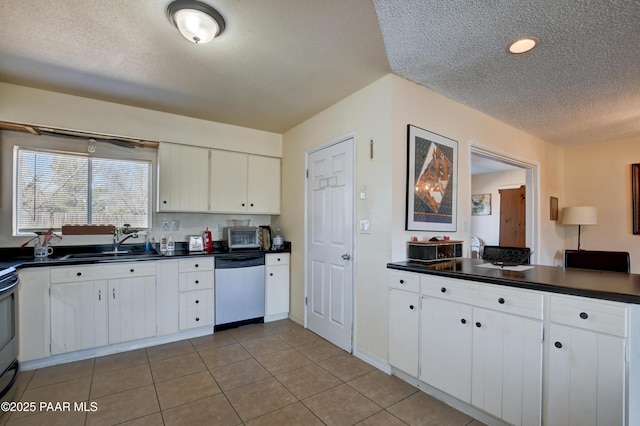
[0,0,390,134]
[0,1,639,145]
[374,0,640,146]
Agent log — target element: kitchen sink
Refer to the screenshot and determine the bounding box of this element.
[57,251,161,261]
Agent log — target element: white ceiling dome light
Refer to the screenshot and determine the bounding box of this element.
[167,0,226,44]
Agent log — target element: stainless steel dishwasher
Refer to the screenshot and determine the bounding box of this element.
[214,253,265,331]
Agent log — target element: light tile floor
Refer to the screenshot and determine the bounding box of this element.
[2,320,486,425]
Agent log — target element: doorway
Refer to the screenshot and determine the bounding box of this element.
[305,135,354,352]
[470,146,538,262]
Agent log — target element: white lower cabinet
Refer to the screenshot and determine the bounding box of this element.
[18,267,51,362]
[265,253,290,322]
[420,297,472,403]
[471,308,542,426]
[546,295,627,426]
[107,276,156,344]
[178,258,214,330]
[389,287,420,377]
[50,280,108,354]
[156,260,179,336]
[390,272,543,426]
[50,262,157,355]
[179,289,215,329]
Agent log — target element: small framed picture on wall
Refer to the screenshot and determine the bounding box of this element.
[550,196,559,221]
[471,194,491,216]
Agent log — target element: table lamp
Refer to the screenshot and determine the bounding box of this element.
[562,206,597,250]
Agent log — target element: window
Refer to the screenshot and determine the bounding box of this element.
[15,147,151,232]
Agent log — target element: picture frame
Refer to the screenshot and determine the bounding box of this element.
[550,196,558,221]
[406,125,458,231]
[633,164,640,235]
[471,194,491,216]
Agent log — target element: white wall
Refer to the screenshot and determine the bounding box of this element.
[281,74,565,365]
[0,82,282,157]
[564,136,640,273]
[277,75,393,361]
[390,76,565,266]
[0,83,283,247]
[471,169,527,247]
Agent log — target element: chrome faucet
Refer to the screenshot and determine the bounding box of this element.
[112,224,139,253]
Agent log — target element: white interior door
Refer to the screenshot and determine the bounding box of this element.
[305,137,354,352]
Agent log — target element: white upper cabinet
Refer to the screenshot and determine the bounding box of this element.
[210,150,281,214]
[158,143,281,214]
[210,150,248,213]
[247,154,281,214]
[157,143,209,212]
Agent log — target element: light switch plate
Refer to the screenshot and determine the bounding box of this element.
[359,219,370,234]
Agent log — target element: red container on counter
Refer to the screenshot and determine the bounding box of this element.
[203,228,213,253]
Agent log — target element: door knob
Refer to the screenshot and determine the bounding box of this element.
[341,253,351,261]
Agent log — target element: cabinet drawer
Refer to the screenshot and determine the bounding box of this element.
[179,308,214,330]
[179,289,214,311]
[470,282,543,320]
[51,262,156,283]
[179,270,214,292]
[178,258,214,273]
[550,294,628,337]
[421,276,543,320]
[421,275,472,300]
[390,271,419,293]
[266,253,289,266]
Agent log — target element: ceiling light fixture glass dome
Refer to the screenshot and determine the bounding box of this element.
[167,0,225,44]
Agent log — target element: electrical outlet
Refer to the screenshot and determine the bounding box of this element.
[172,220,180,231]
[162,221,170,231]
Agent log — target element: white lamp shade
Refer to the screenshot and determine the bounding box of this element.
[173,8,219,43]
[562,206,597,225]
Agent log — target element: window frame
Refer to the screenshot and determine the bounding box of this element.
[13,145,153,235]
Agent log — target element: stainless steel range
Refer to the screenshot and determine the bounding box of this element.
[0,267,19,413]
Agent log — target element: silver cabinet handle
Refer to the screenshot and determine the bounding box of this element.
[341,253,351,261]
[98,290,101,301]
[112,288,116,299]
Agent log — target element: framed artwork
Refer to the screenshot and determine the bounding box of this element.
[633,164,640,234]
[471,194,491,216]
[406,125,458,231]
[550,196,559,221]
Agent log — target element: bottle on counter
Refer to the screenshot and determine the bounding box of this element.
[272,228,284,250]
[144,234,151,252]
[160,234,167,254]
[151,237,157,252]
[167,234,175,255]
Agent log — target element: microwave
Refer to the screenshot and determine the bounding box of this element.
[223,226,261,250]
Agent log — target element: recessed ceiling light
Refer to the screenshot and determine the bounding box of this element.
[508,37,538,54]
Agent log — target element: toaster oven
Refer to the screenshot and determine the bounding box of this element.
[223,226,261,250]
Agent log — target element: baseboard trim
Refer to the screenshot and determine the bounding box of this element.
[353,347,392,374]
[22,327,214,371]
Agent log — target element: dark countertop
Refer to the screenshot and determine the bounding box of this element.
[388,258,640,304]
[0,242,291,273]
